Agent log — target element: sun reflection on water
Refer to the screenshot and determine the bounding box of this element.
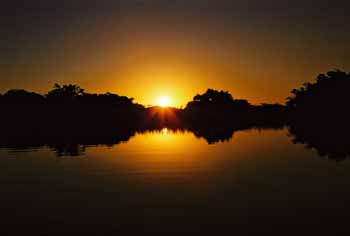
[162,128,168,134]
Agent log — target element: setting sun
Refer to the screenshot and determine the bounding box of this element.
[158,96,171,107]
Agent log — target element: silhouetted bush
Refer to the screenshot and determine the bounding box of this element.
[287,70,350,161]
[185,89,251,112]
[287,70,350,122]
[184,88,286,127]
[2,89,45,104]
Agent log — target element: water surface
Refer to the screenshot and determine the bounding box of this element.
[1,128,350,234]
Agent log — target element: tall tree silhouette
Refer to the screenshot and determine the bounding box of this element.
[287,70,350,120]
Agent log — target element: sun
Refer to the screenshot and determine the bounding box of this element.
[158,96,171,107]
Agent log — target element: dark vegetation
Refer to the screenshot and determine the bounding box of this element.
[286,70,350,161]
[183,88,286,128]
[0,83,285,139]
[0,70,349,160]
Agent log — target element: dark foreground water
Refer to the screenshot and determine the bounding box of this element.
[1,128,350,234]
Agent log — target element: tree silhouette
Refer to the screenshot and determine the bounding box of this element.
[47,84,85,102]
[287,70,350,161]
[2,89,45,104]
[185,89,243,111]
[192,89,234,104]
[287,70,350,118]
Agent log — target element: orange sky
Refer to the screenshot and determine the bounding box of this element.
[1,1,350,107]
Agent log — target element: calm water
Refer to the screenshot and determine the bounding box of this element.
[1,128,350,234]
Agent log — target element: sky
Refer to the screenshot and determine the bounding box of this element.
[1,0,350,106]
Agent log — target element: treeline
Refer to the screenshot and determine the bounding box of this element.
[0,84,145,136]
[0,84,142,110]
[0,70,350,160]
[183,88,286,128]
[286,70,350,161]
[0,83,287,133]
[1,70,349,127]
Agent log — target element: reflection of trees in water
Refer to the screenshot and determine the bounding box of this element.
[191,127,234,144]
[44,123,350,160]
[0,129,137,157]
[0,125,285,157]
[2,123,349,161]
[51,144,86,157]
[288,123,350,161]
[5,123,347,161]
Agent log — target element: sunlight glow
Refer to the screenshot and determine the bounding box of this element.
[162,128,168,134]
[158,96,171,107]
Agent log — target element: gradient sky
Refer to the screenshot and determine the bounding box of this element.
[1,0,350,106]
